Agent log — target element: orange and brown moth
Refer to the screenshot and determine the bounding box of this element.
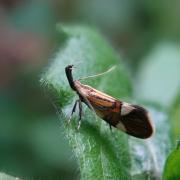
[65,65,154,139]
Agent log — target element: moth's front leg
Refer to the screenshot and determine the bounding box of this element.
[68,99,79,124]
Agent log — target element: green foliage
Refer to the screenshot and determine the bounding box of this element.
[135,42,180,109]
[163,142,180,180]
[41,25,173,179]
[41,24,132,180]
[42,26,131,179]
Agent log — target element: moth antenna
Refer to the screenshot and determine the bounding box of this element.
[78,65,116,81]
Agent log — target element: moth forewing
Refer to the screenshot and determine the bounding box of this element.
[119,103,154,138]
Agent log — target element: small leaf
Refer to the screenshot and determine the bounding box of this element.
[41,24,132,179]
[163,141,180,180]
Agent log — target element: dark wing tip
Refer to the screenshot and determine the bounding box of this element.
[121,104,154,139]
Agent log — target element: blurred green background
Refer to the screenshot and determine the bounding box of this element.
[0,0,180,179]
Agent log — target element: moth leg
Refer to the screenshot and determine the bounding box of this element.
[68,99,78,124]
[77,99,83,130]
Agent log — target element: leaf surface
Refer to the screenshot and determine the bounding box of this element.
[41,24,132,180]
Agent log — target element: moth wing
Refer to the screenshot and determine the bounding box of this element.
[79,84,154,139]
[116,104,154,139]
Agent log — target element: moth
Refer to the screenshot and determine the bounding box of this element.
[65,65,154,139]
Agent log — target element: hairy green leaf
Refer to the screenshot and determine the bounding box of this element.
[41,25,173,180]
[41,24,132,180]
